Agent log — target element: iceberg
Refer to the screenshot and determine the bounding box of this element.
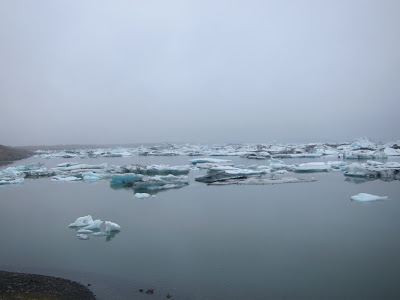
[51,176,81,182]
[83,219,103,230]
[134,193,150,198]
[77,234,90,240]
[69,215,94,227]
[105,221,121,232]
[190,158,232,165]
[209,176,317,185]
[0,177,24,185]
[350,193,388,202]
[130,180,189,191]
[110,173,143,184]
[122,164,190,175]
[293,162,330,173]
[384,147,400,156]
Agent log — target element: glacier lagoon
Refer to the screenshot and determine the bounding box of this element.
[1,144,400,300]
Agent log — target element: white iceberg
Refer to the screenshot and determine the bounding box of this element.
[83,219,103,230]
[105,221,121,232]
[69,215,94,227]
[350,193,388,202]
[384,147,400,156]
[134,193,150,198]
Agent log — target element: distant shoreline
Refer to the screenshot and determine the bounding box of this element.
[0,145,33,166]
[0,270,96,299]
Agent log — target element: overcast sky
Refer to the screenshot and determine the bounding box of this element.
[1,0,399,146]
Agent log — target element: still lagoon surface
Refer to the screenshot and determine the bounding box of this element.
[1,155,400,299]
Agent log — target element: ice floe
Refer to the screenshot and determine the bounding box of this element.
[134,193,150,198]
[77,234,90,240]
[350,193,388,202]
[69,215,94,227]
[105,221,121,232]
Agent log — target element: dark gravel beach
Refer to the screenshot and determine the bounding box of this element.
[0,270,96,300]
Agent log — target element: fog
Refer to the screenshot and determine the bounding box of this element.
[1,0,399,146]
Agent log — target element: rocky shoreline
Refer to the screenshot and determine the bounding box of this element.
[0,270,96,300]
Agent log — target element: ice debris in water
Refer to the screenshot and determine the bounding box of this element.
[292,162,330,173]
[83,219,103,230]
[93,232,109,237]
[105,221,121,232]
[77,229,93,234]
[134,193,150,198]
[69,215,94,227]
[350,193,388,202]
[121,164,190,175]
[110,173,143,184]
[52,176,81,182]
[77,234,90,240]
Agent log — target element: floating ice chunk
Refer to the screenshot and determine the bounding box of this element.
[77,234,90,240]
[93,232,109,237]
[55,163,107,171]
[0,177,24,185]
[134,193,150,198]
[293,162,330,173]
[327,161,347,169]
[105,221,121,232]
[52,176,81,182]
[83,219,103,230]
[384,147,400,156]
[350,193,388,202]
[190,158,232,165]
[82,172,105,182]
[209,176,317,185]
[122,164,190,175]
[110,173,143,184]
[131,180,189,191]
[69,215,94,227]
[77,229,93,234]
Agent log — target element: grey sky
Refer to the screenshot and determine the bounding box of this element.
[1,0,399,146]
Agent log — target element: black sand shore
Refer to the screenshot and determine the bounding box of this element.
[0,270,96,300]
[0,145,33,166]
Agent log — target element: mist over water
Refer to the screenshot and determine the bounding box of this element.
[1,0,400,146]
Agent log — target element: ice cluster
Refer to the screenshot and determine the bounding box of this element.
[68,215,120,240]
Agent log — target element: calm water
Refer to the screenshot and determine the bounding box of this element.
[1,155,400,299]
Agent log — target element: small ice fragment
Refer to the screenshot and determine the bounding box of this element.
[93,232,109,237]
[83,219,103,230]
[134,193,150,198]
[77,234,90,240]
[350,193,388,202]
[77,229,93,234]
[68,215,94,227]
[105,221,121,232]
